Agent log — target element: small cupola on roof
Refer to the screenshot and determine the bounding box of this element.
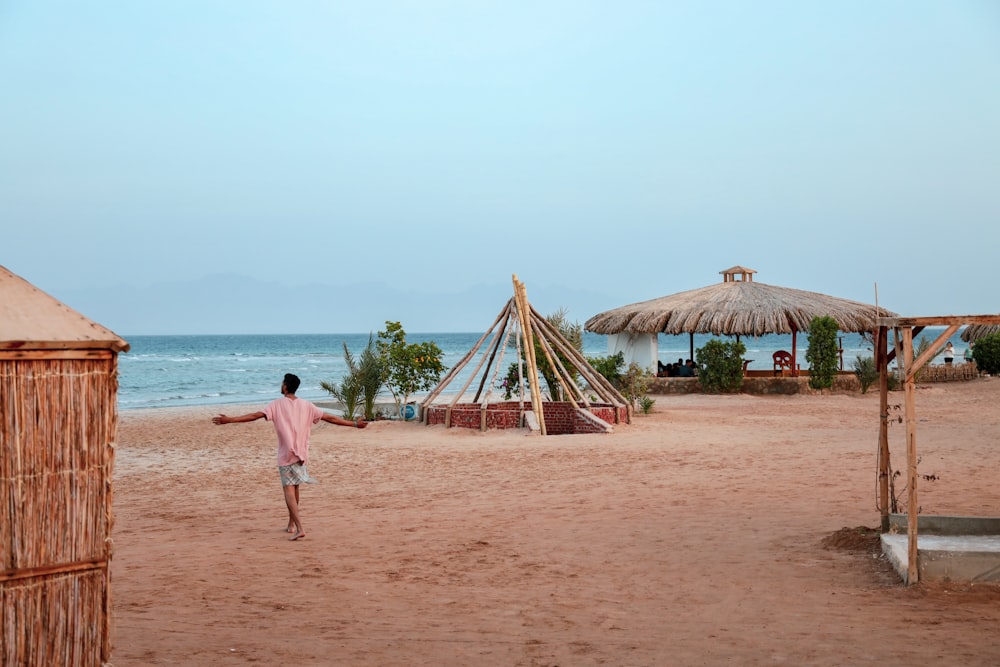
[720,266,756,283]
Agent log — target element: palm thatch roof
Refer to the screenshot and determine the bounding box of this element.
[961,323,1000,343]
[585,267,896,337]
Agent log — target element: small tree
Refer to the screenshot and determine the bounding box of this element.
[357,334,385,421]
[806,316,839,390]
[377,321,446,420]
[320,341,365,420]
[498,308,584,401]
[531,308,583,400]
[695,339,745,393]
[972,332,1000,375]
[620,361,653,409]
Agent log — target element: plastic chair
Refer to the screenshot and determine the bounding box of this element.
[773,350,793,376]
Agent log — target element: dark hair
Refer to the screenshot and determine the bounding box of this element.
[283,373,301,394]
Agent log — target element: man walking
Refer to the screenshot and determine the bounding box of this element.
[212,373,368,541]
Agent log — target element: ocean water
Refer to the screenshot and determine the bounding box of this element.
[117,329,969,411]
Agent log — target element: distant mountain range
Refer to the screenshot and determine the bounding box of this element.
[52,273,622,336]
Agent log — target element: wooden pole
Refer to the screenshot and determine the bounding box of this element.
[902,326,919,584]
[513,275,546,435]
[876,325,891,532]
[531,313,580,410]
[472,312,512,402]
[420,300,512,418]
[791,329,798,376]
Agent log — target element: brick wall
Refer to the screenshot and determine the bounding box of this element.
[425,401,625,433]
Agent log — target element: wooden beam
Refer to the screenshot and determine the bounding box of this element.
[905,324,960,383]
[879,314,1000,327]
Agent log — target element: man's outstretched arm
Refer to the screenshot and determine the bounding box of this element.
[212,411,265,425]
[321,413,368,428]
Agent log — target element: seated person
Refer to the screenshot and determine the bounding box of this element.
[676,361,695,377]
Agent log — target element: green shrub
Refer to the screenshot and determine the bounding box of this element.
[806,316,839,390]
[695,339,746,393]
[972,333,1000,375]
[852,355,878,394]
[586,352,625,388]
[638,395,656,414]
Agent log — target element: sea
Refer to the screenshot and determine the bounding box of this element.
[117,329,971,412]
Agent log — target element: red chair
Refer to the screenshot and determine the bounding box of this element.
[773,350,793,376]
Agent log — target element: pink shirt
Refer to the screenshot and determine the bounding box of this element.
[262,395,326,466]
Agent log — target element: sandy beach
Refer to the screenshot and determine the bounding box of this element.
[111,378,1000,666]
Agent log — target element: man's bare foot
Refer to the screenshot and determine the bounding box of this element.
[288,531,306,541]
[285,526,295,533]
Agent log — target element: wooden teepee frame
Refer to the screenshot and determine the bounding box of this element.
[419,275,629,434]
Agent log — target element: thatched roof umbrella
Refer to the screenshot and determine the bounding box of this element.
[961,323,1000,343]
[585,266,897,373]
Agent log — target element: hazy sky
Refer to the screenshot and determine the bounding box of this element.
[3,2,999,334]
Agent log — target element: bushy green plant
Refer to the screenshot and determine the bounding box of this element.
[638,395,656,414]
[852,355,878,394]
[972,333,1000,375]
[586,352,625,388]
[377,321,446,420]
[806,316,839,390]
[695,339,745,393]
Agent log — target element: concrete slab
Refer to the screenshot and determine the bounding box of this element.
[881,516,1000,584]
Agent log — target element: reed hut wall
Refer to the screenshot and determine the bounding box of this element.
[1,350,120,666]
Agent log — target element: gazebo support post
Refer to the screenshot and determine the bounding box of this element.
[791,329,798,376]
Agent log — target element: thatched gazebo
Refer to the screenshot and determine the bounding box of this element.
[961,323,1000,343]
[585,266,897,374]
[1,265,129,665]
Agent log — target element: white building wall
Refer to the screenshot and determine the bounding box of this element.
[607,333,658,374]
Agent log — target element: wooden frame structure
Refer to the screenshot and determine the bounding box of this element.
[420,275,629,434]
[875,314,1000,585]
[1,265,129,665]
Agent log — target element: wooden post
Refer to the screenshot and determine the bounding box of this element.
[791,329,799,376]
[876,325,891,533]
[901,326,919,584]
[513,275,546,435]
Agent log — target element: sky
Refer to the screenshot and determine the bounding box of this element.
[2,1,999,335]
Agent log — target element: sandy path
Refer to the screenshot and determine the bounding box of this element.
[111,379,1000,666]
